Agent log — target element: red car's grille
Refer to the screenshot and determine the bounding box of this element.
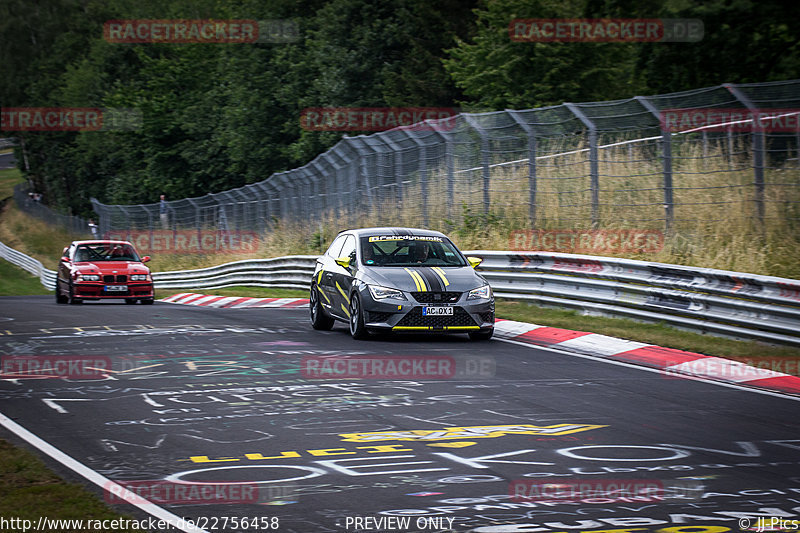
[103,275,127,283]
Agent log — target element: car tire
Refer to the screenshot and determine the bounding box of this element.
[141,298,154,305]
[349,292,368,340]
[68,283,82,305]
[55,280,68,304]
[125,298,137,305]
[310,285,334,330]
[469,328,494,341]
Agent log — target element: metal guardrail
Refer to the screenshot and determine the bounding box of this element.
[0,240,56,290]
[472,251,800,346]
[2,240,799,346]
[151,256,318,291]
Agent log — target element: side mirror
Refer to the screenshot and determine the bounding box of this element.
[141,256,151,263]
[467,256,483,269]
[61,256,70,263]
[335,256,351,269]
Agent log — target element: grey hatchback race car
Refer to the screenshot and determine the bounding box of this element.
[309,227,494,340]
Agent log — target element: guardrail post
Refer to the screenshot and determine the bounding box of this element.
[725,83,765,226]
[564,103,599,228]
[635,96,675,234]
[506,110,538,225]
[463,115,491,215]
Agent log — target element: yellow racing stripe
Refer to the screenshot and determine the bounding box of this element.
[336,282,350,304]
[403,268,424,291]
[432,267,450,287]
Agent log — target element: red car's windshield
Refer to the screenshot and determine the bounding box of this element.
[74,243,140,262]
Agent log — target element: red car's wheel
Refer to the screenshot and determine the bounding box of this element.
[68,282,82,305]
[55,280,68,304]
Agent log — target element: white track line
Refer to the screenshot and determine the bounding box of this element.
[0,412,208,533]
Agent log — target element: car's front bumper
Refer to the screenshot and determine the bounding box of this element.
[73,282,154,300]
[357,287,494,333]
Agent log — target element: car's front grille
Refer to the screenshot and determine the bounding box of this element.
[411,291,461,303]
[103,275,127,283]
[396,307,477,328]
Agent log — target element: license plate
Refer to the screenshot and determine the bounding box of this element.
[105,285,128,292]
[422,306,453,316]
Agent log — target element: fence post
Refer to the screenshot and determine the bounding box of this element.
[309,161,326,217]
[186,198,202,249]
[372,134,405,212]
[342,137,376,220]
[90,198,106,236]
[564,103,599,228]
[395,130,429,226]
[463,115,491,215]
[506,110,537,226]
[635,96,675,234]
[724,83,765,226]
[796,112,800,169]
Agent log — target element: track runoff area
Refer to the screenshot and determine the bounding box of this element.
[0,295,798,533]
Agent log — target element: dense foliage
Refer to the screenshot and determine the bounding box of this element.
[2,0,799,216]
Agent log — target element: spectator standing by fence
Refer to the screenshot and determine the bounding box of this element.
[88,219,98,238]
[160,194,168,229]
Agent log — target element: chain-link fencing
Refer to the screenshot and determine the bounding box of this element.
[14,184,93,236]
[77,80,800,239]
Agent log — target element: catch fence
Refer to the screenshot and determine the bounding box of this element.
[14,184,93,236]
[78,79,800,237]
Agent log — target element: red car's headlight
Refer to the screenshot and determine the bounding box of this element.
[78,274,100,281]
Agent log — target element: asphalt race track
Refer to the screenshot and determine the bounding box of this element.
[1,296,799,533]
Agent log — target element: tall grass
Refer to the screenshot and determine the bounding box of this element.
[206,136,799,279]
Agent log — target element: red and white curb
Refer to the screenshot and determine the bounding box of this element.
[160,292,308,309]
[494,318,800,396]
[158,293,800,397]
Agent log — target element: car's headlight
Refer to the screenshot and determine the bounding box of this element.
[368,285,406,300]
[130,274,149,281]
[467,284,492,300]
[79,274,100,281]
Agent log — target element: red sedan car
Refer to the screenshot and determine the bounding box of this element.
[55,240,154,304]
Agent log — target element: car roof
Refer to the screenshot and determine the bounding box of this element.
[341,227,449,239]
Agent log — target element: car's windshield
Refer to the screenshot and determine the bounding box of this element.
[360,235,467,267]
[74,243,140,262]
